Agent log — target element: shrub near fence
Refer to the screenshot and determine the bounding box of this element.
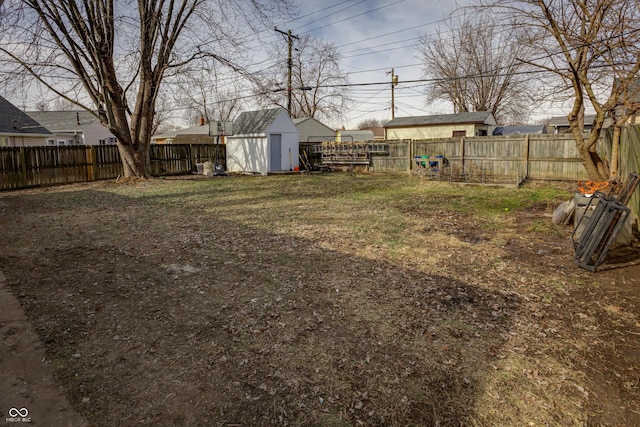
[0,144,226,191]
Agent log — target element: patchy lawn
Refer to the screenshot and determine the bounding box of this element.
[1,174,639,426]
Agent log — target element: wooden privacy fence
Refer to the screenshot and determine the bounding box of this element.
[371,134,593,182]
[0,144,226,191]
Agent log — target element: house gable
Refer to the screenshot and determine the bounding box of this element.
[26,110,117,145]
[293,117,335,143]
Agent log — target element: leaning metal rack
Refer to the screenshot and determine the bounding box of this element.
[571,193,631,272]
[571,173,639,272]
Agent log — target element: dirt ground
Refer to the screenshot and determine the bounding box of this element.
[1,175,640,426]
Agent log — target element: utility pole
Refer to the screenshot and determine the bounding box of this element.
[387,68,398,119]
[275,28,299,117]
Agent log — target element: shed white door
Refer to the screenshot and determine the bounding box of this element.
[270,134,282,171]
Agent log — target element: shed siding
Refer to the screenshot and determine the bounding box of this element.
[226,136,269,175]
[225,109,300,175]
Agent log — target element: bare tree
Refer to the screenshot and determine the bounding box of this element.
[255,33,351,125]
[418,8,537,125]
[484,0,640,181]
[176,66,244,126]
[357,118,385,129]
[34,100,48,111]
[0,0,292,177]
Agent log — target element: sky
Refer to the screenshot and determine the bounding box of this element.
[2,0,568,131]
[266,0,475,128]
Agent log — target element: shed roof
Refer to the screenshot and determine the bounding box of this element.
[26,110,98,133]
[385,111,496,128]
[0,96,51,135]
[233,108,283,135]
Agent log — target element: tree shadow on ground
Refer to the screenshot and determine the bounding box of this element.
[0,188,522,426]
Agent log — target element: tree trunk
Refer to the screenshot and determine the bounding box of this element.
[116,141,150,178]
[577,142,608,182]
[610,125,621,178]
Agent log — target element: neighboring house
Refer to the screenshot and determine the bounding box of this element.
[359,126,385,140]
[26,110,117,146]
[492,125,547,136]
[384,111,497,140]
[0,96,52,147]
[292,117,335,143]
[337,129,375,142]
[548,114,598,134]
[226,108,299,175]
[151,118,223,144]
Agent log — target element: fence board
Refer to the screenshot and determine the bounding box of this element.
[93,145,123,180]
[0,148,22,190]
[0,133,631,190]
[0,143,231,190]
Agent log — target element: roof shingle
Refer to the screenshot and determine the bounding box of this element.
[0,96,51,135]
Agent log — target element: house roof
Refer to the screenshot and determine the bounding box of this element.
[360,126,385,138]
[0,96,51,136]
[292,117,334,131]
[492,125,547,135]
[338,130,375,142]
[614,78,640,104]
[385,111,496,128]
[233,108,283,135]
[25,110,99,133]
[152,123,213,140]
[548,114,597,127]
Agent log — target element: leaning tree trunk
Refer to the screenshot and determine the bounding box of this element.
[610,124,622,178]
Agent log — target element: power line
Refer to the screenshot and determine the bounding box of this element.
[301,0,407,35]
[291,0,368,32]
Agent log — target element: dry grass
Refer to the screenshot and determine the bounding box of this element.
[1,173,639,426]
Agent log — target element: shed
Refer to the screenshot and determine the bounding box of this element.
[226,108,299,175]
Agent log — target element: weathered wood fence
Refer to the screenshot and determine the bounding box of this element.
[370,134,591,181]
[0,144,226,190]
[2,132,637,191]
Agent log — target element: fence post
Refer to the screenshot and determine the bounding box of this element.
[189,144,195,173]
[523,134,530,180]
[19,146,27,186]
[87,146,96,181]
[407,140,413,175]
[459,137,465,175]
